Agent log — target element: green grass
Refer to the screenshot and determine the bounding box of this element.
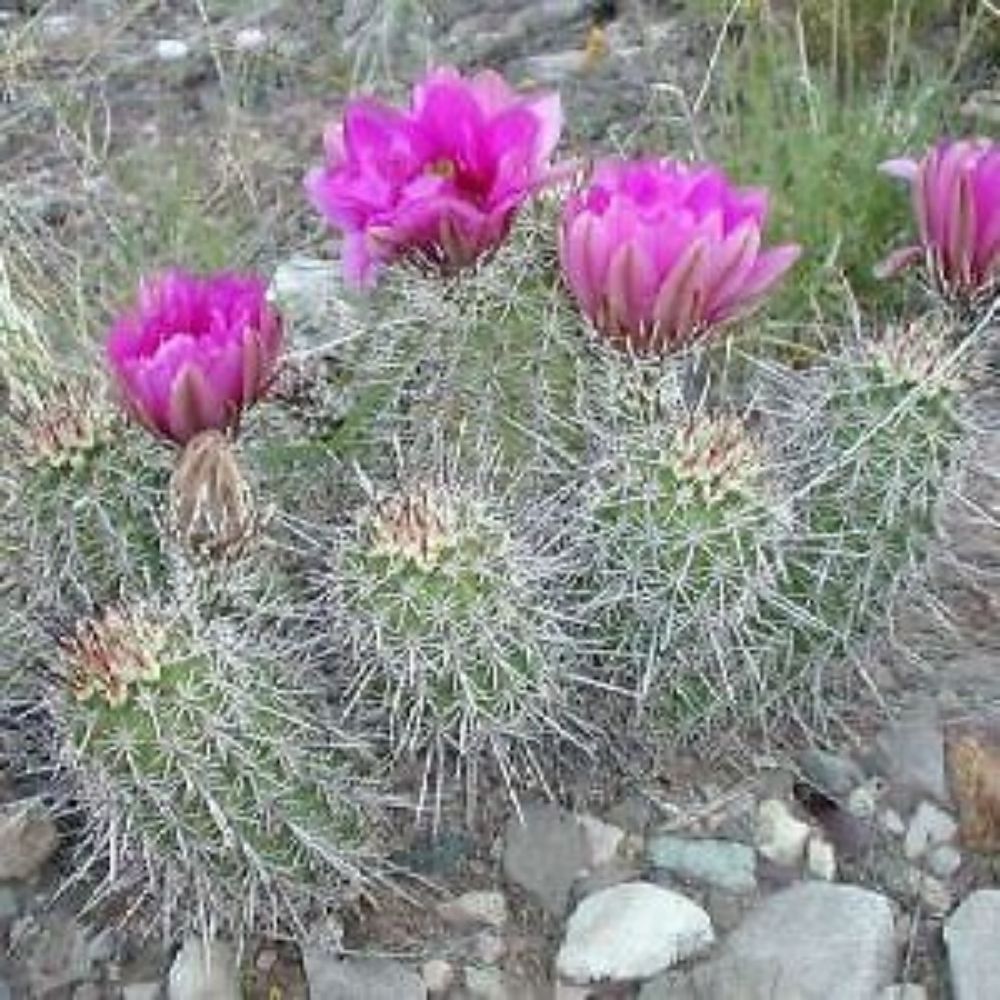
[707,24,950,341]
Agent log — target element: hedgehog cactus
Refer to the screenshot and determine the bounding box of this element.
[326,472,569,818]
[55,603,377,938]
[1,56,993,948]
[584,380,786,714]
[1,375,167,611]
[783,316,963,642]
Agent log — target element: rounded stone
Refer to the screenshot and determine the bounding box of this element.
[556,881,714,984]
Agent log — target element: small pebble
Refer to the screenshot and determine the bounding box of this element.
[806,835,837,881]
[473,931,506,965]
[155,39,190,62]
[904,801,957,861]
[422,958,454,995]
[755,799,811,867]
[847,784,878,820]
[880,808,906,837]
[234,27,267,52]
[927,844,962,880]
[910,868,952,916]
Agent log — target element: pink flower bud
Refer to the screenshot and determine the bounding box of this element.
[104,269,283,445]
[559,158,800,356]
[877,138,1000,299]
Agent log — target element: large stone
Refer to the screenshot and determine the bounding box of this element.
[875,702,948,803]
[694,882,896,1000]
[503,803,590,916]
[944,890,1000,1000]
[647,835,757,893]
[167,938,240,1000]
[0,801,58,880]
[302,952,426,1000]
[556,881,713,984]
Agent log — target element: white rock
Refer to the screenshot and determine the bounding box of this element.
[904,801,957,861]
[421,958,454,995]
[437,890,508,929]
[234,27,267,52]
[155,39,190,62]
[556,882,713,984]
[0,802,58,880]
[578,814,625,869]
[945,891,1000,1000]
[754,799,811,867]
[806,835,837,881]
[167,938,240,1000]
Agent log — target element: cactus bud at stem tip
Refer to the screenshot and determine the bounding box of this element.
[169,430,260,562]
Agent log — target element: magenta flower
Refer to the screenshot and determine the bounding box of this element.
[559,158,801,356]
[305,66,565,288]
[878,138,1000,298]
[105,270,283,445]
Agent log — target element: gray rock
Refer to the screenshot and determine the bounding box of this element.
[269,255,361,352]
[437,890,508,929]
[0,978,10,1000]
[25,916,92,996]
[167,938,240,1000]
[637,970,700,1000]
[904,801,957,860]
[694,883,896,1000]
[303,953,426,1000]
[503,803,590,916]
[0,885,19,919]
[122,985,161,1000]
[578,814,626,869]
[799,748,865,798]
[647,835,757,893]
[0,801,58,880]
[880,986,928,1000]
[876,702,949,803]
[556,881,714,984]
[927,844,962,879]
[464,965,509,1000]
[944,890,1000,1000]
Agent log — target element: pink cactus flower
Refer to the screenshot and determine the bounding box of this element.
[105,270,283,445]
[878,138,1000,298]
[305,66,566,288]
[559,158,801,356]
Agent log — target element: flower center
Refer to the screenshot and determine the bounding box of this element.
[426,158,457,180]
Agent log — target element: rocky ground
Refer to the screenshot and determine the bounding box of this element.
[1,0,999,998]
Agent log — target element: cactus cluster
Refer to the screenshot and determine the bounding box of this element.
[323,460,574,820]
[0,59,995,947]
[53,602,377,938]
